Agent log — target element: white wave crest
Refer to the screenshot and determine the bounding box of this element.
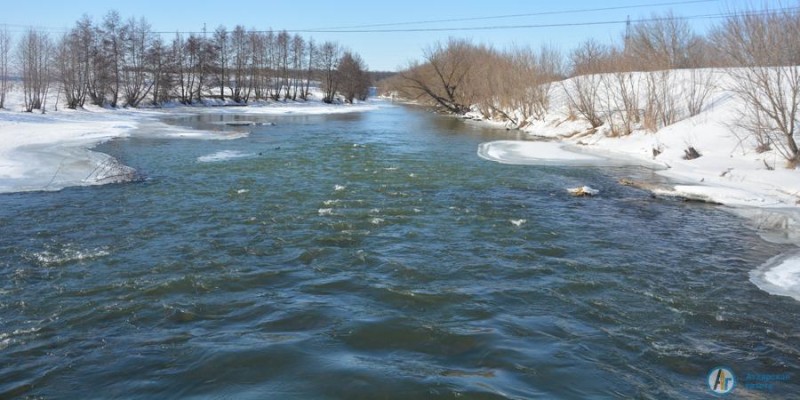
[29,245,110,267]
[197,150,253,163]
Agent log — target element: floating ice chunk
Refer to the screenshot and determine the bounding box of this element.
[568,186,599,196]
[334,184,346,191]
[510,219,527,226]
[751,251,800,302]
[477,140,665,168]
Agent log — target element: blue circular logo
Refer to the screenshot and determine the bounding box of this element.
[708,367,736,394]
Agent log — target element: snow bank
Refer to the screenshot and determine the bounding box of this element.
[0,109,140,193]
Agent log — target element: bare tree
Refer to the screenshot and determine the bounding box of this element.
[398,39,478,114]
[684,68,717,117]
[147,36,171,105]
[712,7,800,165]
[229,25,251,103]
[55,30,89,109]
[77,16,107,107]
[248,31,267,100]
[563,40,610,128]
[101,11,124,107]
[601,50,640,136]
[264,30,280,100]
[0,27,13,109]
[643,70,678,131]
[290,34,305,100]
[338,51,370,103]
[213,25,229,100]
[625,11,700,70]
[121,17,154,107]
[17,29,53,112]
[276,31,291,100]
[317,41,341,103]
[171,33,193,104]
[301,38,315,100]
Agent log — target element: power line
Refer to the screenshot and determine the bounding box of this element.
[146,5,799,35]
[282,7,800,34]
[302,0,720,31]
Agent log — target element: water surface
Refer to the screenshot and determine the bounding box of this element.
[1,105,798,399]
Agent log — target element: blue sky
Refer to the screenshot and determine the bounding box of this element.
[0,0,788,71]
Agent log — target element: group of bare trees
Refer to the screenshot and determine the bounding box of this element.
[563,14,709,137]
[383,38,562,125]
[711,7,800,165]
[0,11,372,112]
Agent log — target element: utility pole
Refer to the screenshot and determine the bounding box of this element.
[625,15,631,50]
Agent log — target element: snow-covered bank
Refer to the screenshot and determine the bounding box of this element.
[475,68,800,302]
[0,91,380,194]
[0,108,141,193]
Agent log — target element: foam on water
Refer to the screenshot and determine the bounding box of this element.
[29,245,111,267]
[750,250,800,302]
[197,150,253,163]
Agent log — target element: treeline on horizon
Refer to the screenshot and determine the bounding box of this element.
[382,6,800,165]
[0,11,374,112]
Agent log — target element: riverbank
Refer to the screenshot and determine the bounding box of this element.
[473,69,800,302]
[0,91,379,193]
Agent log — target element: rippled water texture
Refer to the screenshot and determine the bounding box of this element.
[1,105,798,399]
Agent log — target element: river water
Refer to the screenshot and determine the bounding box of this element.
[1,104,798,399]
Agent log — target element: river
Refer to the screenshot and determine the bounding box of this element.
[1,104,798,398]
